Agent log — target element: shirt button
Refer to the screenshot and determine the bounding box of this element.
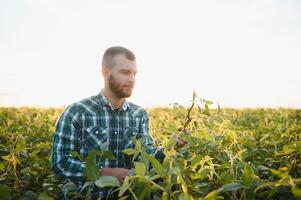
[115,131,118,135]
[95,131,99,134]
[114,149,117,153]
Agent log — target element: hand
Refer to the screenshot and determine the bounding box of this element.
[100,167,129,184]
[172,133,187,150]
[175,137,187,149]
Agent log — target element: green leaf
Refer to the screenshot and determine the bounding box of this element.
[203,99,214,105]
[20,167,32,175]
[80,181,94,192]
[198,166,210,180]
[118,195,130,200]
[270,169,288,178]
[178,193,194,200]
[218,182,243,193]
[135,140,142,152]
[283,144,295,154]
[169,166,181,175]
[203,104,210,116]
[102,151,115,160]
[101,142,109,151]
[119,176,131,197]
[257,165,269,171]
[16,136,26,152]
[191,154,202,168]
[292,186,301,198]
[95,176,119,188]
[140,150,149,173]
[177,174,186,185]
[22,191,38,200]
[135,181,152,200]
[164,138,177,150]
[123,148,138,156]
[148,155,164,177]
[203,190,223,200]
[1,155,10,162]
[242,164,255,187]
[135,162,146,176]
[161,127,180,135]
[205,182,243,199]
[70,151,84,161]
[84,150,100,181]
[0,185,11,200]
[219,170,233,184]
[127,169,135,176]
[0,162,5,171]
[29,149,40,158]
[62,181,77,192]
[37,193,52,200]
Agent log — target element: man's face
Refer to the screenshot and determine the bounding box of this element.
[108,54,137,98]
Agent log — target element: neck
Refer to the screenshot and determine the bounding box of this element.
[103,87,125,109]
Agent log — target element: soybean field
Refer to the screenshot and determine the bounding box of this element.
[0,95,301,200]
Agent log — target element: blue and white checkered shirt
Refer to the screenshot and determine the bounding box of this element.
[51,90,164,192]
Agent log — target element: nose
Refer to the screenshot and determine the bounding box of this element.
[128,73,135,82]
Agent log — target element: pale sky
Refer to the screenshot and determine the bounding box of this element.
[1,0,301,108]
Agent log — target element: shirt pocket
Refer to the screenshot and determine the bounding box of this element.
[123,127,140,149]
[84,126,108,150]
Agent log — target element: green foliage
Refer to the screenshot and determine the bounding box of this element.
[83,148,115,182]
[0,107,63,199]
[95,176,119,188]
[0,184,11,200]
[1,97,301,199]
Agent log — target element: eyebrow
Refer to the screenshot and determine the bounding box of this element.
[120,69,138,74]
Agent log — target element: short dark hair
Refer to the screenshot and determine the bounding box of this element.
[102,46,136,68]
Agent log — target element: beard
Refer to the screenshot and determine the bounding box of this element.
[109,75,133,98]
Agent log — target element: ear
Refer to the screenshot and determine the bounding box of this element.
[102,66,110,80]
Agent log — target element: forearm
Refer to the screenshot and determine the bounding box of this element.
[52,153,86,179]
[100,167,112,176]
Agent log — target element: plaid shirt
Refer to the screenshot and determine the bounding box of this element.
[51,90,164,185]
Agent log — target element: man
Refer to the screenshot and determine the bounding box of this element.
[51,46,183,199]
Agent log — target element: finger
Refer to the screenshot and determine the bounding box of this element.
[178,139,185,145]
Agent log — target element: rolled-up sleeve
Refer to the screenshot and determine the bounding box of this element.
[51,105,86,180]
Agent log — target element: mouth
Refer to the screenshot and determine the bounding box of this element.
[124,85,134,89]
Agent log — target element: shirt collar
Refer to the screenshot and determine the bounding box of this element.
[97,89,130,111]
